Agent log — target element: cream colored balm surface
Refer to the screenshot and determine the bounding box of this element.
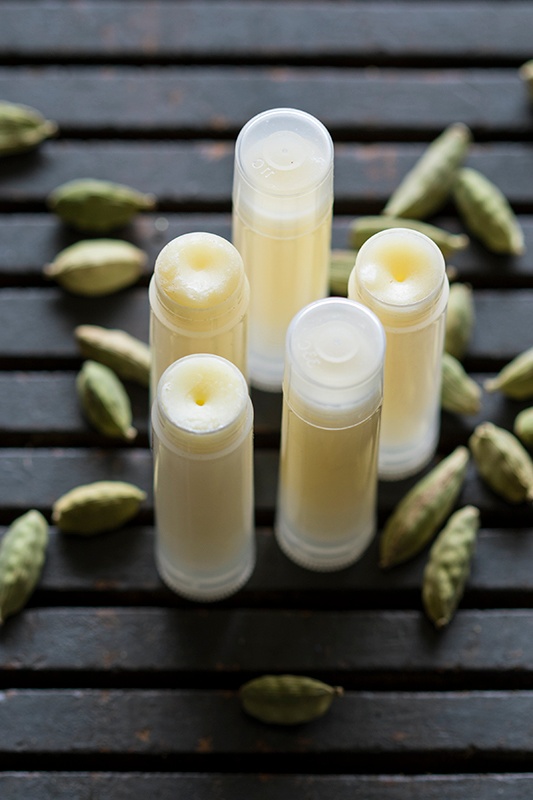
[152,354,254,601]
[232,108,334,391]
[349,228,448,480]
[149,232,249,400]
[276,298,385,571]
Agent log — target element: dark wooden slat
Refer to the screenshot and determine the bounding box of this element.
[0,372,530,453]
[27,527,533,599]
[0,289,530,364]
[4,608,533,676]
[0,67,530,136]
[2,2,532,63]
[1,142,533,211]
[0,449,531,528]
[2,214,533,290]
[1,688,533,770]
[2,773,533,800]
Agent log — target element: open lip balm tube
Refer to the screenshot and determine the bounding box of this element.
[149,232,250,401]
[232,107,334,392]
[348,228,449,480]
[152,354,255,601]
[275,297,385,571]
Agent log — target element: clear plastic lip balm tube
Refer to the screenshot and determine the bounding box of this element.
[149,232,250,401]
[275,297,385,571]
[348,228,449,481]
[232,107,334,392]
[152,354,255,602]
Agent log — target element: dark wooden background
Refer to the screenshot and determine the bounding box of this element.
[1,1,533,797]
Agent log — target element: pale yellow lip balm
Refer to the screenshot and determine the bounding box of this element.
[232,107,334,392]
[152,354,254,601]
[275,297,385,571]
[348,228,449,480]
[149,232,249,400]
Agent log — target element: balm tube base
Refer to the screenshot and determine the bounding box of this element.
[276,515,375,572]
[155,543,255,603]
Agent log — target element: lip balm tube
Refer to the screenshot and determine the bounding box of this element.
[275,297,385,571]
[232,107,334,392]
[152,354,255,601]
[348,228,449,480]
[149,232,250,400]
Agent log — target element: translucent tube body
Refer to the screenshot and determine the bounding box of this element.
[232,108,334,391]
[149,232,249,400]
[152,355,255,601]
[348,228,448,480]
[276,298,385,571]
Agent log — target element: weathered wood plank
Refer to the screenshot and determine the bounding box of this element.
[0,449,530,528]
[1,688,533,771]
[2,214,533,290]
[0,289,530,365]
[3,609,533,676]
[1,142,532,212]
[2,773,533,800]
[0,67,530,136]
[0,371,529,453]
[26,527,533,599]
[2,2,532,63]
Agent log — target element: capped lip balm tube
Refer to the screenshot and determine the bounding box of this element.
[232,107,334,392]
[152,354,255,602]
[275,297,386,571]
[149,231,249,401]
[348,228,449,480]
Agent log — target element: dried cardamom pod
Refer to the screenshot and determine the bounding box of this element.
[445,282,475,360]
[453,168,525,255]
[484,347,533,400]
[514,407,533,449]
[350,216,469,259]
[469,422,533,504]
[0,100,57,156]
[383,123,472,219]
[441,352,481,416]
[0,510,49,624]
[75,325,150,387]
[240,675,343,725]
[53,481,146,535]
[77,360,137,441]
[519,60,533,101]
[47,178,156,231]
[379,446,470,569]
[44,239,146,296]
[329,249,357,296]
[422,505,480,628]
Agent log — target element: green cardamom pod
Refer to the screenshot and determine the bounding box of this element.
[379,446,470,569]
[77,360,137,441]
[422,505,480,628]
[240,674,344,726]
[350,216,469,259]
[0,101,57,156]
[47,178,156,232]
[441,352,481,416]
[445,282,475,360]
[0,510,49,624]
[514,407,533,449]
[469,422,533,504]
[75,325,150,387]
[44,239,146,296]
[383,123,472,219]
[519,60,533,101]
[52,481,147,535]
[484,347,533,400]
[329,249,357,296]
[453,167,524,255]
